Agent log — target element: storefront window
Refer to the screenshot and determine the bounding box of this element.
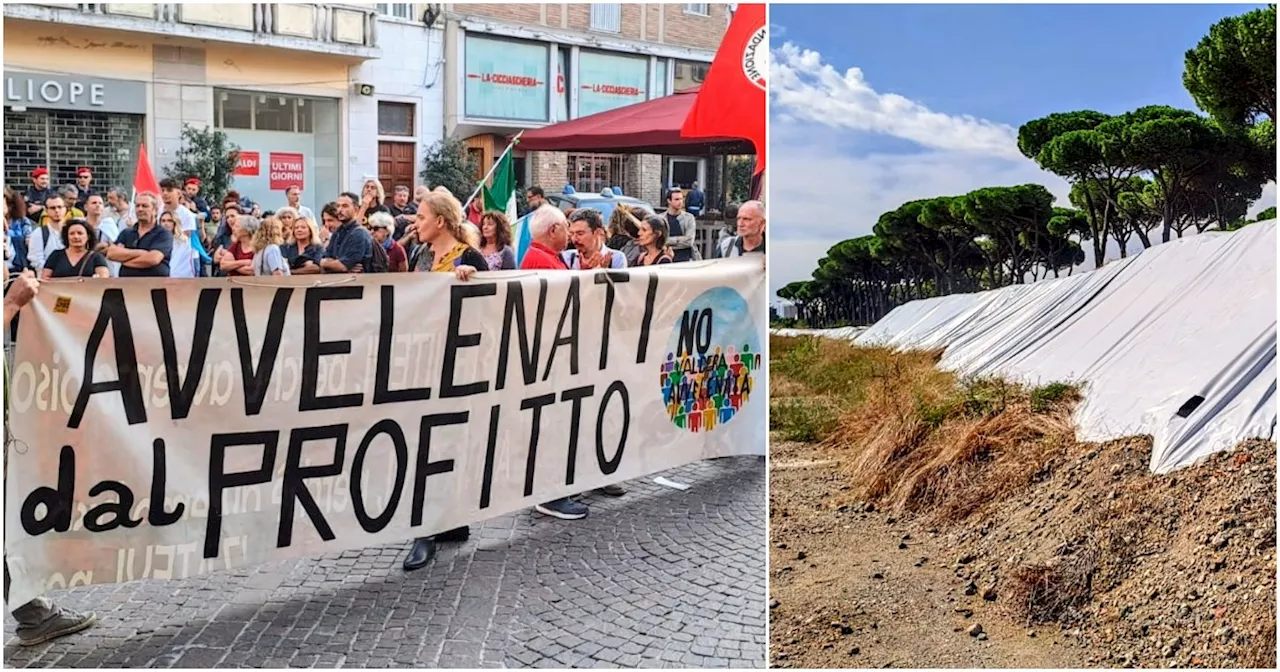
[297,99,313,133]
[220,91,253,129]
[216,89,315,133]
[254,95,294,132]
[218,93,340,214]
[464,35,549,122]
[567,153,627,194]
[673,60,709,93]
[654,59,669,98]
[577,51,648,117]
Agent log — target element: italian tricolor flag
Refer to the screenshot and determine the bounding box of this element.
[482,144,518,223]
[483,142,532,264]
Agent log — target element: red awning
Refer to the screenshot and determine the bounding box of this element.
[515,87,755,156]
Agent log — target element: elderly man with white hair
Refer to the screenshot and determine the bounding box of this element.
[515,205,610,520]
[715,199,766,258]
[519,204,572,271]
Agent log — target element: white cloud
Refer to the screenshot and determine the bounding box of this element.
[772,42,1023,160]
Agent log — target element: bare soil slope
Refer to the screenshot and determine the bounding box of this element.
[769,336,1276,669]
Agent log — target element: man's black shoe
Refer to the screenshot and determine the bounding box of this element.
[403,537,437,571]
[436,526,470,542]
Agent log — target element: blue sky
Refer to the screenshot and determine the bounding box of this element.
[770,3,1276,300]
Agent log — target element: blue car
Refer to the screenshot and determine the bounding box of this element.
[545,187,655,222]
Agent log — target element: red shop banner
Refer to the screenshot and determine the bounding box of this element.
[234,151,260,176]
[268,152,304,190]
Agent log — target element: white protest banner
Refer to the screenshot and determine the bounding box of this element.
[4,257,765,606]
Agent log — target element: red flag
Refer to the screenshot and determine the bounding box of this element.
[133,143,161,197]
[681,4,767,174]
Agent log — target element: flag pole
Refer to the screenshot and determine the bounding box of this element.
[461,130,524,212]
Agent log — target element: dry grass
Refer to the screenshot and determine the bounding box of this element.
[1012,551,1098,624]
[825,354,1079,524]
[770,335,1080,524]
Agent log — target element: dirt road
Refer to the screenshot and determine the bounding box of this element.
[769,439,1089,669]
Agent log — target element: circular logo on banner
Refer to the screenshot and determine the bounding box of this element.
[742,25,769,91]
[659,287,761,433]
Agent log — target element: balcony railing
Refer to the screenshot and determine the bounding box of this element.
[6,3,380,56]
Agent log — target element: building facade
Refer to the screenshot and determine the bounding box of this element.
[348,3,446,196]
[443,2,732,207]
[2,2,448,215]
[3,3,730,214]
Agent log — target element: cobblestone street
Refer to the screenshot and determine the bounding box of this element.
[4,457,766,669]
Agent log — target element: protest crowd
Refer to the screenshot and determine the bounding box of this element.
[2,164,766,647]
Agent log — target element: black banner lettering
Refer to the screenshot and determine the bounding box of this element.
[206,431,279,558]
[69,288,146,428]
[410,413,464,526]
[636,274,659,364]
[595,272,629,370]
[543,276,581,381]
[441,283,497,398]
[300,286,365,412]
[496,278,548,391]
[560,385,595,486]
[596,381,630,475]
[374,285,432,404]
[152,287,221,420]
[232,287,293,416]
[520,393,557,496]
[278,424,347,548]
[349,419,407,534]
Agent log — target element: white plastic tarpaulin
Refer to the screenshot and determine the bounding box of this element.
[771,326,867,340]
[847,221,1277,473]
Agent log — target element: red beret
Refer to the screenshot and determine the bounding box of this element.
[76,167,92,177]
[31,167,48,179]
[185,177,201,187]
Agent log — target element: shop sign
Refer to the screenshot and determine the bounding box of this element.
[234,151,261,176]
[464,35,549,122]
[268,152,305,190]
[578,51,648,117]
[555,48,569,123]
[3,72,147,115]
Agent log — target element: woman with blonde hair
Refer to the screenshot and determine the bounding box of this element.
[461,221,482,250]
[282,216,323,275]
[246,215,290,276]
[400,189,488,572]
[411,191,487,276]
[159,210,198,278]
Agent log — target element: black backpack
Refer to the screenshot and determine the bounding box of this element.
[367,241,390,273]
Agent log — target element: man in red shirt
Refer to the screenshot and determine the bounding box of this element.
[518,206,598,520]
[519,205,571,271]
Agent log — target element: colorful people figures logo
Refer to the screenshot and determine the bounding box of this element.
[660,287,761,432]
